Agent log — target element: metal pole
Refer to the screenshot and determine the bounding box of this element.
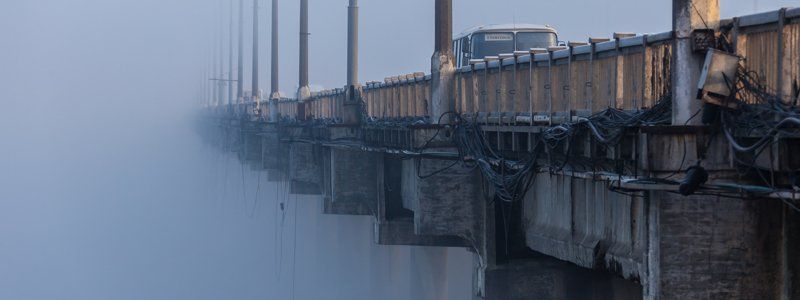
[228,0,234,108]
[219,0,225,109]
[434,0,452,55]
[213,31,219,107]
[269,0,279,122]
[297,0,310,121]
[430,0,454,124]
[298,0,310,101]
[237,0,244,104]
[347,0,358,86]
[252,0,260,114]
[342,0,362,124]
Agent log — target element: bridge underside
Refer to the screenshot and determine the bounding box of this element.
[199,119,800,300]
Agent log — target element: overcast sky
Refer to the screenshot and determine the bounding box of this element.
[0,1,796,299]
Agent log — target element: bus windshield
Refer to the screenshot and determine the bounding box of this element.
[471,31,557,60]
[472,32,515,60]
[516,32,557,51]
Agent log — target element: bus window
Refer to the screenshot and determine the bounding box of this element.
[472,32,515,60]
[515,32,557,51]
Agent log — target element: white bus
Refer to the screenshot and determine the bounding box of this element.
[453,24,559,68]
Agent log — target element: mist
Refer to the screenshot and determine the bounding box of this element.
[0,0,794,299]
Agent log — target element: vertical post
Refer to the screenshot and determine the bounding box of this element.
[671,0,719,125]
[237,0,245,110]
[212,32,219,108]
[343,0,362,125]
[269,0,279,122]
[228,0,234,109]
[297,0,311,121]
[347,0,359,87]
[218,0,225,110]
[777,8,793,105]
[430,0,454,124]
[252,0,260,115]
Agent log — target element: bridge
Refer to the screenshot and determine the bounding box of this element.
[200,0,800,299]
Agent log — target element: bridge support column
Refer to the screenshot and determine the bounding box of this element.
[645,192,785,299]
[430,0,455,123]
[321,148,378,216]
[288,142,323,195]
[671,0,719,125]
[260,128,288,181]
[374,156,467,247]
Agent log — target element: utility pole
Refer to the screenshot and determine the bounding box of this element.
[671,0,719,125]
[228,0,235,109]
[252,0,260,116]
[347,0,358,87]
[297,0,311,120]
[237,0,245,109]
[213,31,220,108]
[342,0,362,125]
[218,0,226,111]
[268,0,279,122]
[430,0,455,124]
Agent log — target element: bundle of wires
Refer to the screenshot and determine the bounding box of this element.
[722,67,800,154]
[543,97,672,148]
[453,115,540,203]
[445,97,673,203]
[712,65,800,212]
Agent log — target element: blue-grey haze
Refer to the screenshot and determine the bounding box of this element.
[0,0,793,299]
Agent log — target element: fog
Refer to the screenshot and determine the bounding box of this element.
[0,0,794,299]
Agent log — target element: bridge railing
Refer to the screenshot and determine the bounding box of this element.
[454,32,674,125]
[240,7,799,124]
[302,89,345,121]
[363,73,431,121]
[334,33,675,125]
[725,7,800,105]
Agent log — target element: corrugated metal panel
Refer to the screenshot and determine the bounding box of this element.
[486,68,499,114]
[513,63,528,115]
[621,51,644,110]
[551,63,568,112]
[570,59,591,111]
[533,63,549,112]
[645,43,672,108]
[501,64,515,113]
[593,56,617,111]
[743,29,780,101]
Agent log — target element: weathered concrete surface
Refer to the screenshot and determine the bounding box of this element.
[523,173,646,281]
[401,157,483,243]
[522,172,790,299]
[326,148,378,216]
[241,132,263,168]
[481,256,642,300]
[671,0,719,125]
[786,208,800,299]
[376,156,467,247]
[374,218,466,247]
[288,143,323,195]
[323,196,372,216]
[646,192,784,299]
[396,155,640,299]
